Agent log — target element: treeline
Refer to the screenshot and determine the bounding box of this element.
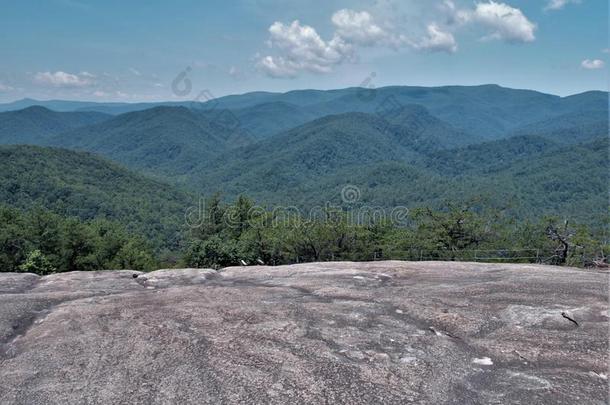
[0,205,156,274]
[183,195,608,269]
[2,196,607,275]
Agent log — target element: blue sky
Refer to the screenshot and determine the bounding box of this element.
[0,0,607,102]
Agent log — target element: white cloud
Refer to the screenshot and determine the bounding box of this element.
[581,59,605,70]
[442,1,536,43]
[441,0,471,25]
[257,9,459,78]
[257,56,296,78]
[469,1,536,43]
[257,2,536,78]
[128,67,142,76]
[602,48,610,54]
[414,23,458,53]
[0,82,14,92]
[34,71,95,87]
[257,20,353,78]
[228,66,245,80]
[544,0,580,11]
[331,9,390,46]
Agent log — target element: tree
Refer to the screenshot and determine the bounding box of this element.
[19,250,55,275]
[192,193,226,240]
[225,195,255,239]
[0,205,158,273]
[544,218,606,267]
[545,219,573,265]
[0,205,27,272]
[111,240,156,271]
[412,204,487,259]
[183,236,237,269]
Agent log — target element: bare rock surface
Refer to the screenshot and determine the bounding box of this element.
[0,261,607,404]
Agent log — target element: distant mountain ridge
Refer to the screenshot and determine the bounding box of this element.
[0,106,110,144]
[45,106,253,182]
[2,85,606,138]
[0,97,226,115]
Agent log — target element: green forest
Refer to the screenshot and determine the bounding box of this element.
[2,194,606,275]
[0,205,155,274]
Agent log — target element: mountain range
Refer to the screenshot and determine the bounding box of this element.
[0,84,607,238]
[4,85,606,138]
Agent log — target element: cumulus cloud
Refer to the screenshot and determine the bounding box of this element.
[545,0,581,11]
[257,20,353,78]
[468,1,536,43]
[581,59,605,70]
[257,9,455,78]
[441,0,471,25]
[414,23,458,53]
[257,2,536,78]
[34,71,95,87]
[331,9,392,46]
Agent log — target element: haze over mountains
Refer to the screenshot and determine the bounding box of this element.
[3,85,606,136]
[0,84,607,235]
[0,106,110,144]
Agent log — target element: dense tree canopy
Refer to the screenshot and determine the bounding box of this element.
[0,205,155,274]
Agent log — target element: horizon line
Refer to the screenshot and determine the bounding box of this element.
[1,83,608,105]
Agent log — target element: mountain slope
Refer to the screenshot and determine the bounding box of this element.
[195,107,478,198]
[419,135,560,175]
[509,109,608,145]
[0,106,110,144]
[0,145,195,249]
[47,106,252,181]
[307,137,607,226]
[229,101,318,139]
[194,120,606,227]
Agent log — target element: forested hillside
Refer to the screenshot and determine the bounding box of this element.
[510,109,608,145]
[45,106,252,181]
[0,145,195,252]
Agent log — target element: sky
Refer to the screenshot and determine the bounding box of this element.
[0,0,607,102]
